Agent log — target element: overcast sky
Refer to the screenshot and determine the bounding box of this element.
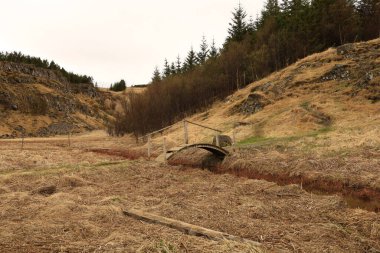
[0,0,264,87]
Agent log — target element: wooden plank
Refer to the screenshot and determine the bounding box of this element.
[186,120,222,133]
[147,134,151,159]
[123,208,261,247]
[139,121,181,140]
[187,121,222,133]
[183,120,189,145]
[167,146,186,152]
[163,137,167,162]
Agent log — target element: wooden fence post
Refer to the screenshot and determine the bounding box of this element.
[148,134,151,159]
[68,132,71,147]
[21,134,24,151]
[183,120,189,145]
[163,137,167,162]
[236,69,239,90]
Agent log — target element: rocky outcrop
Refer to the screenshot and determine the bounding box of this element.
[320,64,351,81]
[0,61,67,84]
[0,61,110,138]
[234,93,271,115]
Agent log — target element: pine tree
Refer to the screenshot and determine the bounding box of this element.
[163,58,171,78]
[226,3,248,42]
[119,79,126,90]
[247,15,255,33]
[109,79,126,91]
[257,0,280,28]
[356,0,380,40]
[183,47,197,71]
[279,0,311,61]
[170,62,176,75]
[176,55,182,74]
[196,36,209,64]
[151,66,161,83]
[209,38,219,58]
[310,0,358,47]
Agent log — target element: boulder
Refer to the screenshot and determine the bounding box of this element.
[337,43,355,56]
[212,135,233,147]
[236,93,271,115]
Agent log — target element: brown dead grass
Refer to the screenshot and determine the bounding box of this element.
[145,40,379,157]
[0,145,379,252]
[1,40,380,252]
[33,83,57,95]
[0,131,379,252]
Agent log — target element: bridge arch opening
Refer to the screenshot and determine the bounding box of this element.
[167,143,229,161]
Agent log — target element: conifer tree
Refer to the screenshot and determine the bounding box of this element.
[170,62,176,75]
[151,66,161,83]
[163,58,171,78]
[247,15,255,33]
[356,0,380,40]
[226,3,248,43]
[209,38,219,58]
[176,55,182,74]
[310,0,358,47]
[257,0,280,28]
[110,79,126,91]
[183,47,197,71]
[196,36,209,64]
[119,79,126,90]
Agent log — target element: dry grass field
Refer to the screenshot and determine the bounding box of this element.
[1,40,379,252]
[0,133,379,252]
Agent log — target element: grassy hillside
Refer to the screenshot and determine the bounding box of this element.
[153,39,379,153]
[126,39,378,213]
[0,61,117,138]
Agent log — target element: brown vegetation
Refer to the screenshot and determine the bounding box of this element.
[136,39,380,215]
[0,62,127,138]
[0,134,379,252]
[113,0,380,136]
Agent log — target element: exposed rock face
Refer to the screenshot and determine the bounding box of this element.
[321,64,351,81]
[0,61,98,95]
[235,93,271,115]
[36,122,76,136]
[337,43,355,56]
[0,61,111,138]
[0,61,67,85]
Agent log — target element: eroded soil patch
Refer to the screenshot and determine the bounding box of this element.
[214,166,380,212]
[168,147,380,212]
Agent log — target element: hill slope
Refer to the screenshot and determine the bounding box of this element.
[140,39,380,210]
[0,61,115,138]
[156,39,379,152]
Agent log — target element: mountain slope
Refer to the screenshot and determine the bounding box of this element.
[0,61,114,138]
[139,39,380,212]
[155,39,379,153]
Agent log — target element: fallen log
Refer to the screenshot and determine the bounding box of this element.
[123,208,261,248]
